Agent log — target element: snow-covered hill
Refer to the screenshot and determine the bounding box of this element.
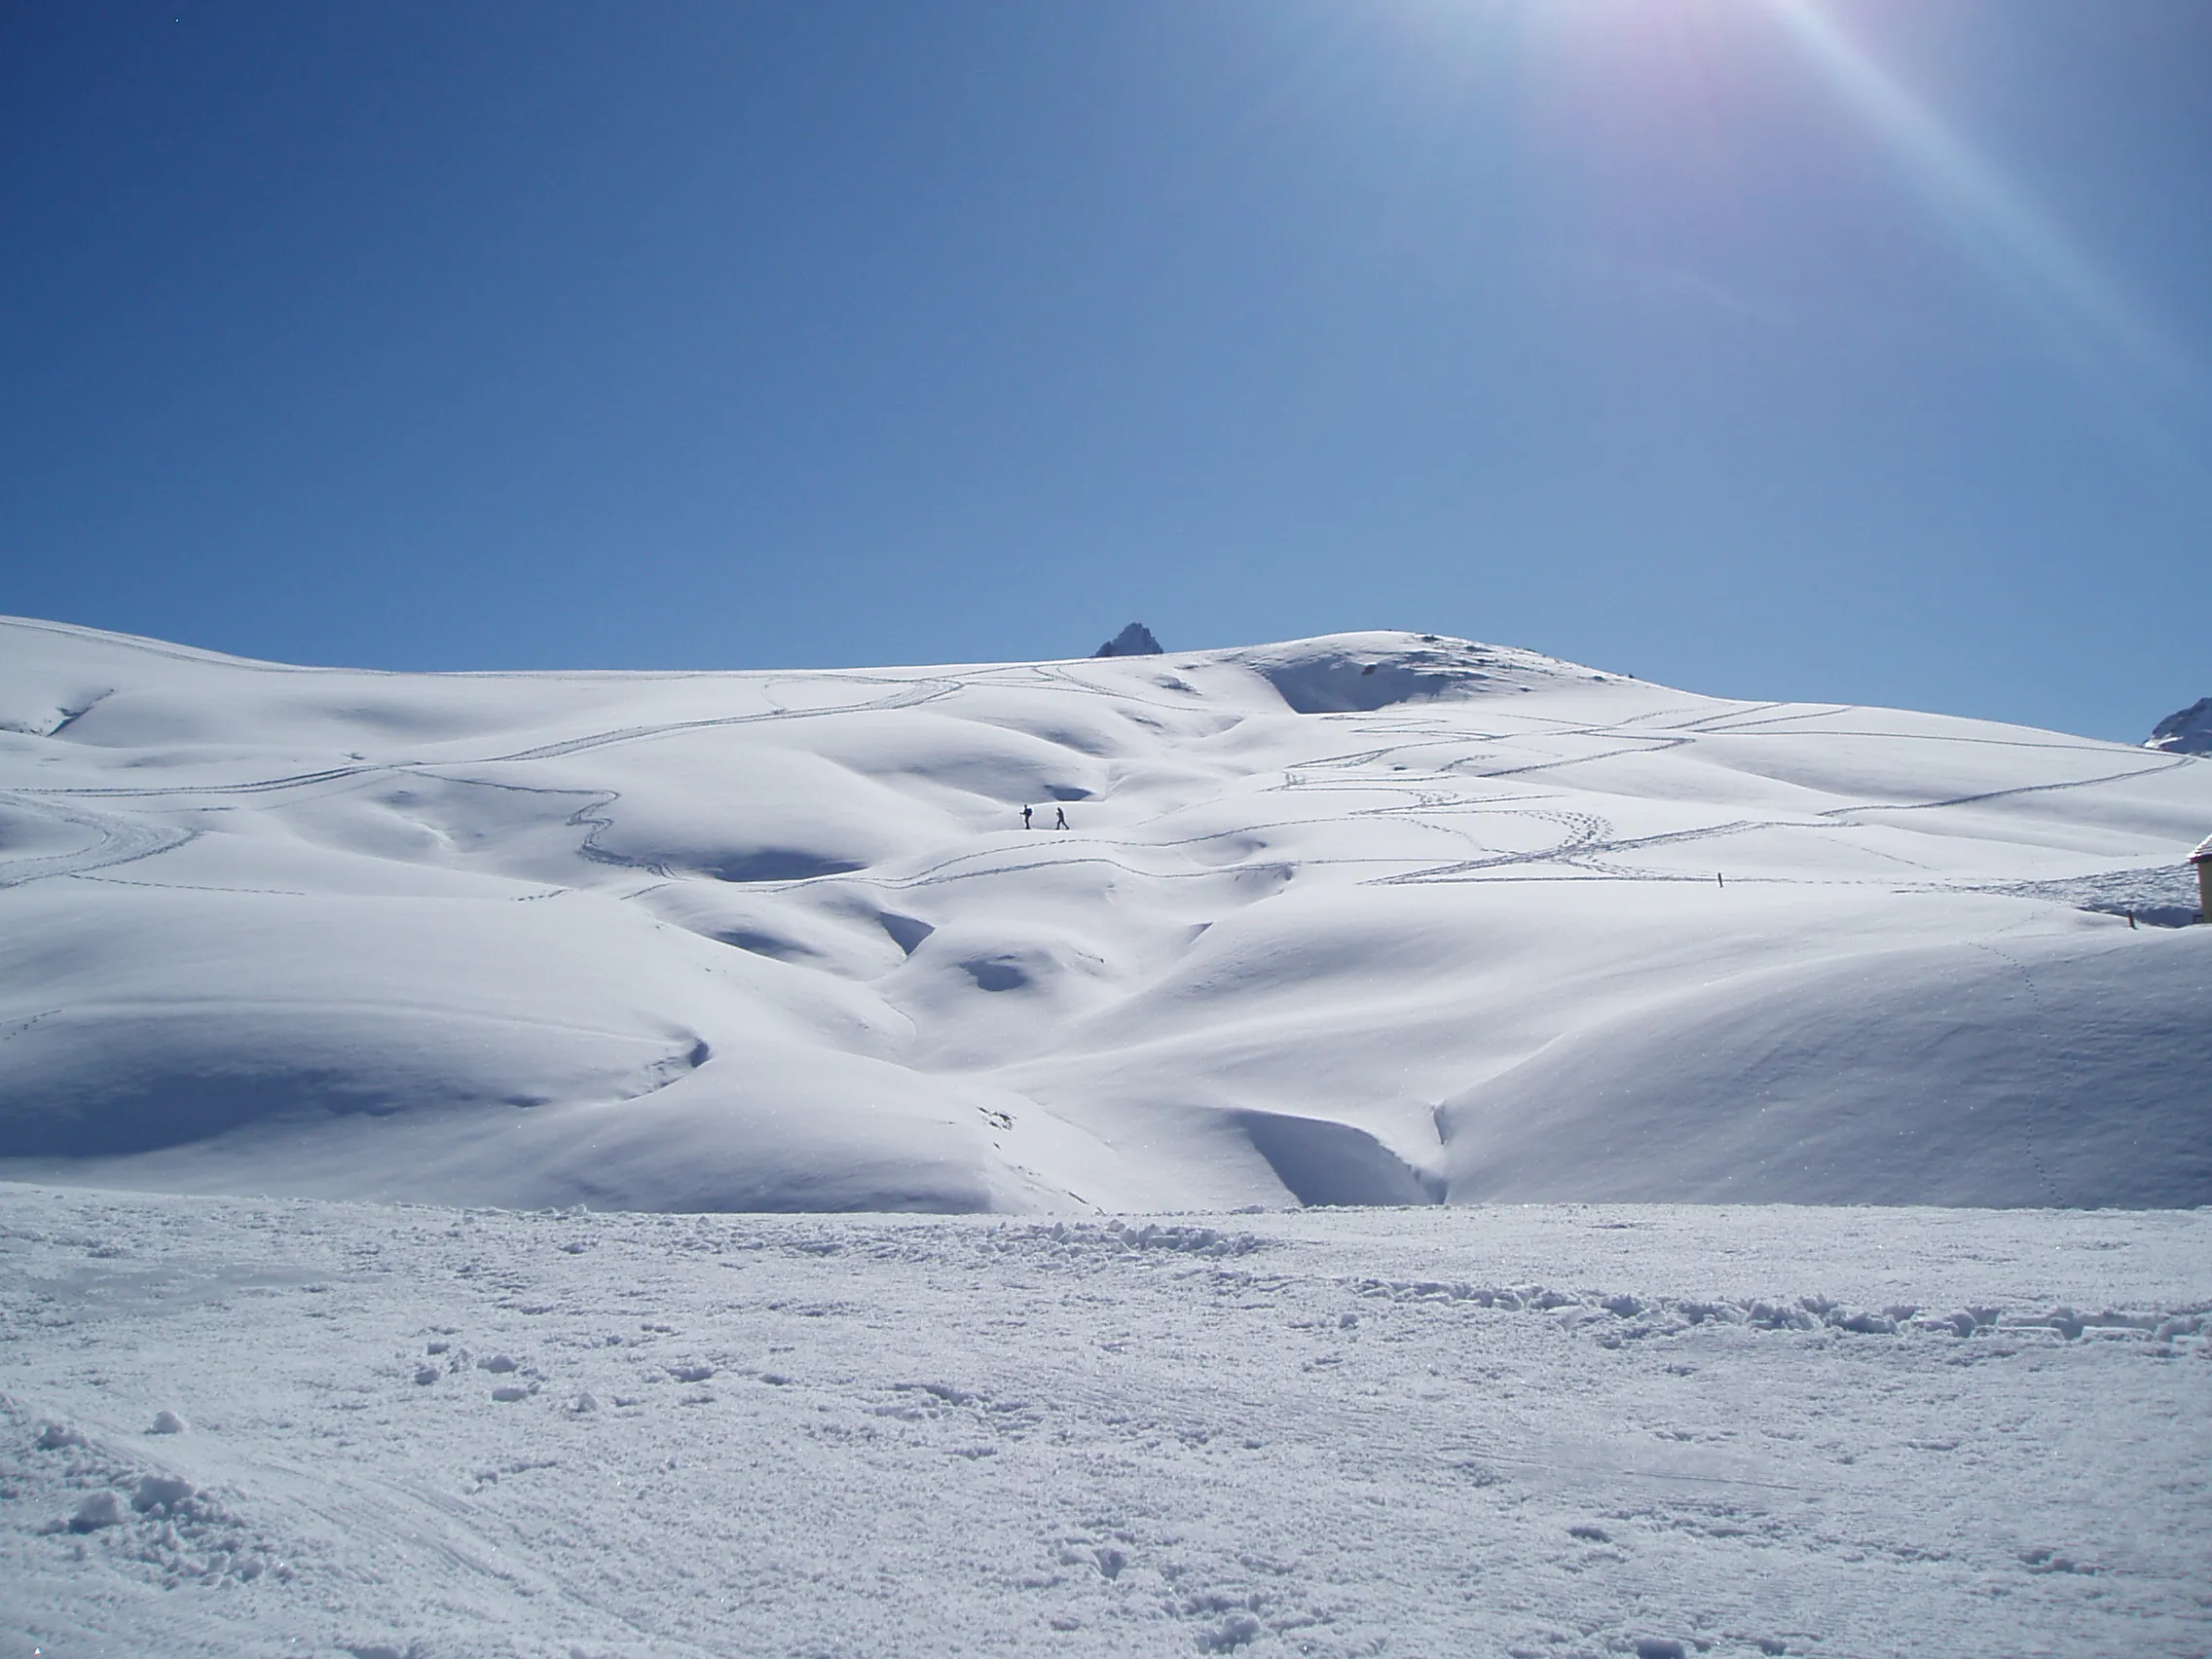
[3,613,2208,1211]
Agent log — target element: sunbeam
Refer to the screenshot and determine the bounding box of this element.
[1758,0,2188,394]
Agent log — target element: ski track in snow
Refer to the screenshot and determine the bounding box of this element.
[0,793,199,889]
[4,1188,2209,1659]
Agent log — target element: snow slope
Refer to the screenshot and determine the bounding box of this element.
[4,1186,2208,1659]
[2,613,2208,1210]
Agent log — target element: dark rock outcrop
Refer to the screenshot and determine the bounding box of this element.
[2147,698,2212,755]
[1094,623,1162,657]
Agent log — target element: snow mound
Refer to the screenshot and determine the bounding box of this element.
[1219,631,1594,714]
[3,612,2210,1209]
[1443,927,2212,1205]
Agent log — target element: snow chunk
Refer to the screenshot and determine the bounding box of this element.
[131,1473,195,1513]
[68,1490,125,1531]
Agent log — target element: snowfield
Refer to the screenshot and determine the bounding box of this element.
[3,1186,2207,1658]
[7,617,2212,1657]
[2,612,2208,1211]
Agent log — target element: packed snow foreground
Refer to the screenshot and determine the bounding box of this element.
[3,612,2210,1211]
[5,1188,2209,1659]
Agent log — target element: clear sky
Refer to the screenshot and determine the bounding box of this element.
[4,1,2207,740]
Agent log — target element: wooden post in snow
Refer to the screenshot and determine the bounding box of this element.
[2191,835,2212,923]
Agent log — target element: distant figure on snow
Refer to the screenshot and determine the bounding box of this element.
[1021,805,1034,830]
[1054,806,1069,830]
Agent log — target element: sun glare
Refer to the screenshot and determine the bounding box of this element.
[1390,0,2192,401]
[1755,0,2181,394]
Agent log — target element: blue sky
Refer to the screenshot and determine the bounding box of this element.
[4,1,2207,740]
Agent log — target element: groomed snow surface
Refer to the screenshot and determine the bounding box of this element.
[5,1188,2208,1658]
[3,613,2211,1210]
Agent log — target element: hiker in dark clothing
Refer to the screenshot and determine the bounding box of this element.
[1021,805,1034,830]
[1054,806,1068,830]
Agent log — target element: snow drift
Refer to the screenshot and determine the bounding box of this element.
[2,612,2208,1210]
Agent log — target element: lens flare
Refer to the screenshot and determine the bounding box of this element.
[1758,0,2182,392]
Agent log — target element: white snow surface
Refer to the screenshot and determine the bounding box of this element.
[4,1185,2208,1658]
[3,612,2211,1211]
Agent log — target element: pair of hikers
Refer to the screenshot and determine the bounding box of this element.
[1021,805,1068,830]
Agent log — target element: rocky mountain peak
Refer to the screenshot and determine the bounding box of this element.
[1094,622,1162,657]
[2147,697,2212,755]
